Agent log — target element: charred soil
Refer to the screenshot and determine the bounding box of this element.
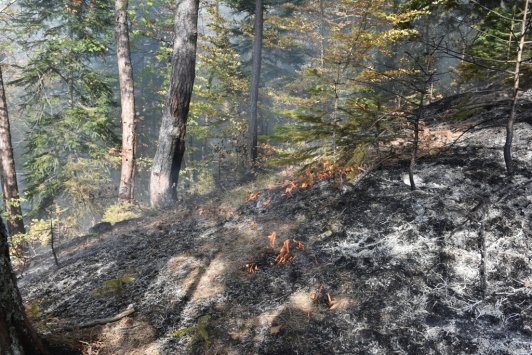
[19,95,532,354]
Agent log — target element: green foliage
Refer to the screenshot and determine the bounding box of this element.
[184,1,249,190]
[271,97,382,168]
[268,0,415,173]
[10,203,76,252]
[129,0,174,97]
[1,197,24,225]
[24,219,53,246]
[0,0,523,228]
[182,0,326,189]
[225,0,305,15]
[13,0,118,222]
[181,166,216,196]
[25,302,42,321]
[103,203,142,224]
[173,315,212,349]
[92,274,136,298]
[128,0,182,189]
[135,156,153,172]
[11,219,50,251]
[454,1,532,87]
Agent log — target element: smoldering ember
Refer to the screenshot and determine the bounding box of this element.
[0,1,531,355]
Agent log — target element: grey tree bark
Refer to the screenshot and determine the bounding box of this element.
[150,0,199,208]
[116,0,137,203]
[248,0,263,165]
[0,66,25,239]
[0,219,46,354]
[504,0,529,175]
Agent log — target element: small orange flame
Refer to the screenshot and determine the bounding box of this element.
[246,262,259,274]
[276,239,293,264]
[283,181,298,196]
[268,231,278,249]
[293,240,305,250]
[262,197,273,206]
[246,191,261,202]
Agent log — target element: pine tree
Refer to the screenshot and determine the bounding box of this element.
[187,0,249,190]
[14,0,117,218]
[225,0,305,166]
[271,0,418,176]
[437,0,532,174]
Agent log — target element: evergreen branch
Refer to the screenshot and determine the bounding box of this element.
[470,0,525,22]
[466,24,518,45]
[428,42,515,75]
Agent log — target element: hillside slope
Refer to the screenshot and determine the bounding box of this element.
[19,95,532,354]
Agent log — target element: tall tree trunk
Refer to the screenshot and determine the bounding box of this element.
[150,0,199,208]
[0,219,46,354]
[116,0,136,203]
[248,0,263,165]
[319,0,326,68]
[504,0,529,175]
[0,66,25,238]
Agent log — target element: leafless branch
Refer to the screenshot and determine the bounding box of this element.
[0,0,17,15]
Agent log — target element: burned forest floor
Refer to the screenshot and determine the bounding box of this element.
[18,92,532,354]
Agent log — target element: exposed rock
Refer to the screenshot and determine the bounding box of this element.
[89,222,113,235]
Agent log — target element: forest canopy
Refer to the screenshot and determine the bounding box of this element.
[0,0,528,255]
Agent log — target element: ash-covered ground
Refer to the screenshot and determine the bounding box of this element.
[18,97,532,354]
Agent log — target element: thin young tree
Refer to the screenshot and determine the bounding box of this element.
[0,218,46,354]
[150,0,200,208]
[436,1,531,173]
[248,0,263,165]
[116,0,137,203]
[504,0,529,175]
[407,34,442,191]
[0,65,25,238]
